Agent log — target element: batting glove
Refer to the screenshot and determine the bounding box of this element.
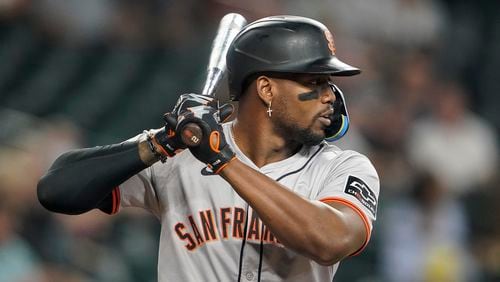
[150,93,220,161]
[146,112,186,162]
[172,93,218,116]
[173,96,235,173]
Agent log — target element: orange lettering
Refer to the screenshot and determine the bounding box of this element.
[174,222,197,251]
[188,215,205,245]
[247,209,261,240]
[200,210,219,242]
[220,207,232,239]
[233,207,246,238]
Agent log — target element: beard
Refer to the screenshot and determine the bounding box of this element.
[272,98,324,146]
[291,126,324,146]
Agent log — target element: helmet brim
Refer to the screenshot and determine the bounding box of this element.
[300,56,361,76]
[307,56,361,76]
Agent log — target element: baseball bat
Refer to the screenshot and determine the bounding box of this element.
[181,13,247,147]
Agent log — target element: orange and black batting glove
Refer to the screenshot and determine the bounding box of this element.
[149,93,219,162]
[174,100,235,174]
[148,112,187,162]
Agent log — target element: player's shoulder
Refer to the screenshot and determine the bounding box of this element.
[312,142,378,175]
[317,142,372,163]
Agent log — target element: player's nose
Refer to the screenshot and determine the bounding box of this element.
[320,84,336,104]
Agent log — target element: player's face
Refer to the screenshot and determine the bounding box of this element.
[269,74,336,146]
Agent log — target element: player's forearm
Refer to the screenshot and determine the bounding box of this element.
[37,141,149,215]
[219,159,359,265]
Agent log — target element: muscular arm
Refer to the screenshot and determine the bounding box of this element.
[37,140,157,215]
[219,159,367,266]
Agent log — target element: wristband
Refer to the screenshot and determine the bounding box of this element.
[144,131,168,163]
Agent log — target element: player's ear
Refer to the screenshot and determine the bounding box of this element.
[255,75,274,105]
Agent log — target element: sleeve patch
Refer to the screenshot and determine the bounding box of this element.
[344,175,377,217]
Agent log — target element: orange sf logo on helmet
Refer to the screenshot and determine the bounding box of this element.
[323,30,336,55]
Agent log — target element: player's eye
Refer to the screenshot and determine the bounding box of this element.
[309,78,328,87]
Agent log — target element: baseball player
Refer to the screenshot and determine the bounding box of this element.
[38,16,379,281]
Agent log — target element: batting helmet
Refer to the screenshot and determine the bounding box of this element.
[226,15,360,99]
[226,15,360,141]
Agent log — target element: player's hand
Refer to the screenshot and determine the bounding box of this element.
[172,93,218,116]
[173,98,235,173]
[147,112,186,163]
[150,93,219,160]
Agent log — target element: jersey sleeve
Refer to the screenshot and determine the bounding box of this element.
[316,151,380,255]
[115,132,163,218]
[117,164,162,218]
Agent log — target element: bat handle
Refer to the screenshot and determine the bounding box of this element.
[180,123,203,147]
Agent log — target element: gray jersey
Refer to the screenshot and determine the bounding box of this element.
[117,122,379,282]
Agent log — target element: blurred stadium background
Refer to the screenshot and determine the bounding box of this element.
[0,0,499,281]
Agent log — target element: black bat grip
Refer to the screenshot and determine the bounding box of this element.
[180,123,203,147]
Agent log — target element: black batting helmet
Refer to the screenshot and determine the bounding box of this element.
[226,15,360,100]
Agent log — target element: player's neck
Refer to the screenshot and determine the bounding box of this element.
[231,118,301,168]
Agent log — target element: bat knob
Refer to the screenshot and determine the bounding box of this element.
[181,123,203,147]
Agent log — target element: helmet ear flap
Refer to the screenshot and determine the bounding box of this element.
[325,83,350,142]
